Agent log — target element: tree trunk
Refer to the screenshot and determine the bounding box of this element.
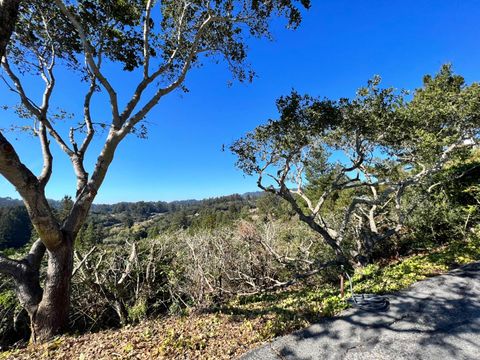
[30,235,73,343]
[113,300,128,326]
[0,0,21,60]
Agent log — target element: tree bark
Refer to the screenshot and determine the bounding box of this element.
[0,0,21,60]
[30,234,74,343]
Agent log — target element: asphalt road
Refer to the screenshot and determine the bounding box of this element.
[241,262,480,360]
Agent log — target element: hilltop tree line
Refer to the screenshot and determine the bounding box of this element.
[0,193,269,249]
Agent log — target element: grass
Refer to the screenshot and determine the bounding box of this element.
[222,232,480,340]
[2,234,480,359]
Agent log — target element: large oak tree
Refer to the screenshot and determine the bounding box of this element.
[0,0,310,342]
[232,66,480,268]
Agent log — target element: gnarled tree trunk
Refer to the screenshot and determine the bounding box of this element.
[30,235,73,342]
[6,235,74,343]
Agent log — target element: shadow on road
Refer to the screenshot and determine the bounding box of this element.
[248,262,480,360]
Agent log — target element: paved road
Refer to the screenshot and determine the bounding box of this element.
[241,262,480,360]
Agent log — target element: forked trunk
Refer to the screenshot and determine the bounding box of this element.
[30,235,73,343]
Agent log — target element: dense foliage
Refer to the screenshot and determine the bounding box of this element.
[0,207,31,250]
[232,65,480,266]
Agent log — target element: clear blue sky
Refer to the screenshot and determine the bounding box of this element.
[1,0,480,203]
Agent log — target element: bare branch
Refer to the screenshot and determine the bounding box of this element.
[2,57,74,157]
[117,242,137,285]
[239,260,340,295]
[53,0,121,127]
[142,0,153,78]
[72,246,96,277]
[37,123,53,189]
[1,58,41,117]
[120,14,216,132]
[78,73,97,156]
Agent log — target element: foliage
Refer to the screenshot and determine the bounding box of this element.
[0,287,18,350]
[0,193,262,248]
[353,234,480,294]
[68,218,326,332]
[226,231,480,341]
[401,150,480,251]
[256,193,295,221]
[231,66,480,265]
[0,247,33,350]
[0,207,31,250]
[0,0,312,341]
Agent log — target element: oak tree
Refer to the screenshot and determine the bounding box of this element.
[232,65,480,267]
[0,0,310,341]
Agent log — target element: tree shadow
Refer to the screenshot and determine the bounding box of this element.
[245,262,480,359]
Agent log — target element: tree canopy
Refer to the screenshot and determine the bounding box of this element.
[232,65,480,265]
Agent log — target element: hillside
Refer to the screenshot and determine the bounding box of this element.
[0,192,264,249]
[0,198,22,208]
[2,235,480,359]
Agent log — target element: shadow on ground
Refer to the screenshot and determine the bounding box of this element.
[242,262,480,360]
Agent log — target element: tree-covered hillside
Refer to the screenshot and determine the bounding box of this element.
[0,192,265,249]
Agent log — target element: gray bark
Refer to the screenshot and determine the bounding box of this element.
[31,235,73,342]
[2,236,74,343]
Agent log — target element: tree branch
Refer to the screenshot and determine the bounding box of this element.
[78,73,96,156]
[0,132,62,250]
[118,1,192,123]
[120,14,216,133]
[2,57,74,157]
[239,260,340,295]
[37,123,53,189]
[72,246,96,277]
[53,0,121,128]
[25,238,46,272]
[142,0,153,79]
[0,253,22,278]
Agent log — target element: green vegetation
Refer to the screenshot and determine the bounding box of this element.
[1,232,478,359]
[232,65,480,267]
[1,66,480,356]
[224,233,480,340]
[0,207,31,250]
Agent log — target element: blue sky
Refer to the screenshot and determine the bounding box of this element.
[1,0,480,203]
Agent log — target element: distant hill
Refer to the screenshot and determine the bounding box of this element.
[0,191,269,249]
[0,197,64,209]
[240,191,263,199]
[0,191,264,213]
[0,197,23,208]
